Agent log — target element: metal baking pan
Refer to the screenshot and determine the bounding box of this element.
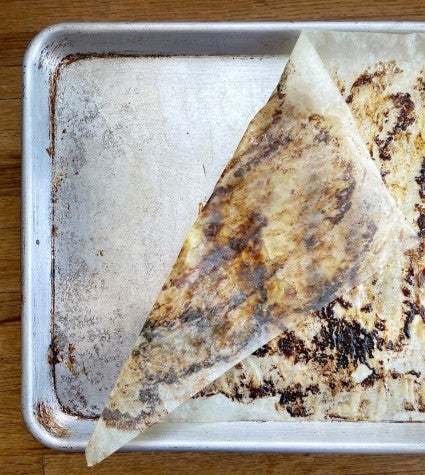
[22,21,425,453]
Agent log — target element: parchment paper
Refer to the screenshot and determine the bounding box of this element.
[86,32,418,465]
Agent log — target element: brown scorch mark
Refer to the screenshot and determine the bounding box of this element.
[35,401,69,438]
[390,92,415,133]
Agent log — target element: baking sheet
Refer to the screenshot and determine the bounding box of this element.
[22,22,425,453]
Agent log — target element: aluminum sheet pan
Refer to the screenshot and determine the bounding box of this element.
[22,21,425,453]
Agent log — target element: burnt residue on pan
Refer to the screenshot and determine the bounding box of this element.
[34,401,69,438]
[195,297,388,417]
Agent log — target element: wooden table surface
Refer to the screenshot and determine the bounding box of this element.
[2,1,425,474]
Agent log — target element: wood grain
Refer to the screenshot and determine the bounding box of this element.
[41,453,425,475]
[0,291,21,323]
[0,67,21,99]
[2,1,425,474]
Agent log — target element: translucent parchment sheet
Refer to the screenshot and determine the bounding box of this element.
[171,30,425,425]
[86,32,417,465]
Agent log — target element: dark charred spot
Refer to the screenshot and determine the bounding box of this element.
[199,246,234,274]
[420,305,425,324]
[308,113,324,122]
[326,181,355,225]
[360,221,378,247]
[228,237,248,253]
[361,303,373,313]
[403,301,419,338]
[184,361,209,377]
[162,371,178,384]
[387,340,394,350]
[405,261,415,285]
[417,209,425,238]
[271,109,282,124]
[315,129,332,144]
[67,343,75,369]
[279,388,304,404]
[376,337,385,351]
[313,301,377,369]
[103,408,140,431]
[236,134,283,178]
[103,372,164,430]
[48,336,61,365]
[282,135,293,146]
[408,370,421,377]
[415,157,425,199]
[277,81,286,100]
[277,383,320,414]
[374,318,386,331]
[402,287,411,297]
[227,213,268,277]
[244,212,267,232]
[380,169,390,183]
[304,235,316,249]
[203,213,223,239]
[180,309,203,324]
[252,343,272,357]
[278,386,317,418]
[390,92,415,132]
[262,139,281,156]
[361,369,381,388]
[335,297,352,309]
[209,185,231,202]
[285,405,310,418]
[352,71,379,88]
[248,379,277,399]
[418,268,425,287]
[142,317,176,336]
[374,135,393,161]
[314,352,332,364]
[415,75,425,92]
[228,389,244,402]
[277,331,311,363]
[351,63,401,90]
[194,387,216,399]
[306,384,320,395]
[345,93,353,104]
